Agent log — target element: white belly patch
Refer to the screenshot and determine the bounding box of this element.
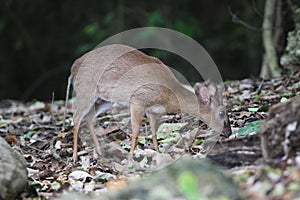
[147,105,167,114]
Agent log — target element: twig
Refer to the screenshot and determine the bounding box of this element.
[284,69,295,87]
[51,92,56,125]
[228,7,262,32]
[26,144,45,153]
[50,137,61,160]
[255,79,265,95]
[251,0,263,18]
[32,119,60,130]
[51,92,55,105]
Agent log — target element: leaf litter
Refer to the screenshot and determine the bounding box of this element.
[0,71,299,199]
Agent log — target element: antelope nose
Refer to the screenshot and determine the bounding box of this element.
[221,120,232,137]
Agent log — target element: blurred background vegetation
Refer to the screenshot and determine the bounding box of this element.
[0,0,267,100]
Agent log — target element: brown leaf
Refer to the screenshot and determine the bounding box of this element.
[6,135,18,145]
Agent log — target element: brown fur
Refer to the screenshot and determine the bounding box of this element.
[70,44,231,161]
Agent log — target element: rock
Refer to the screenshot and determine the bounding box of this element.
[0,137,28,200]
[57,157,244,200]
[261,95,300,160]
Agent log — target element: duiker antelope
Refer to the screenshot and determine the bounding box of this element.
[69,44,231,161]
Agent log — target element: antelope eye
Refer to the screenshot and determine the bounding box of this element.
[219,111,225,118]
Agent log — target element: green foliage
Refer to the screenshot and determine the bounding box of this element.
[282,92,294,97]
[75,43,95,56]
[248,107,259,112]
[148,11,165,26]
[50,181,61,191]
[254,95,261,103]
[234,120,262,136]
[23,131,36,139]
[280,97,289,103]
[178,171,199,200]
[144,123,183,144]
[103,12,115,25]
[248,104,270,112]
[0,1,264,100]
[0,19,6,32]
[83,22,100,37]
[174,18,201,37]
[258,104,270,111]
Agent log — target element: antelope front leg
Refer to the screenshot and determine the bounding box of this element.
[86,100,113,156]
[86,116,102,156]
[148,112,158,151]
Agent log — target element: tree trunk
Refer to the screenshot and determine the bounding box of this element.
[260,0,282,78]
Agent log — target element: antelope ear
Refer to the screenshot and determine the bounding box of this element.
[194,82,211,105]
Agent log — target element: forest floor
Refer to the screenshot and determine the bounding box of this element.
[0,70,300,199]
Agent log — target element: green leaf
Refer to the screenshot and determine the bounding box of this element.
[248,107,259,112]
[223,81,231,86]
[155,123,186,140]
[178,171,199,200]
[192,139,204,146]
[288,182,300,191]
[77,166,88,171]
[232,106,240,111]
[83,22,99,36]
[282,92,294,97]
[140,156,148,165]
[160,137,179,143]
[258,104,270,111]
[254,96,260,103]
[50,181,61,191]
[53,100,65,105]
[28,180,42,187]
[236,120,262,136]
[138,138,147,145]
[248,104,269,112]
[158,145,165,152]
[271,183,285,196]
[280,97,289,103]
[121,143,131,150]
[23,131,36,139]
[232,97,245,103]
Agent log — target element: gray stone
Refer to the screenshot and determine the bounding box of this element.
[0,137,28,200]
[261,96,300,160]
[58,157,244,200]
